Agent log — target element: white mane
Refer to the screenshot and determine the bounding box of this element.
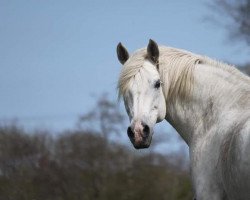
[118,46,249,101]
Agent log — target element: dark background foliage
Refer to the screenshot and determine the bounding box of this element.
[208,0,250,74]
[0,98,193,200]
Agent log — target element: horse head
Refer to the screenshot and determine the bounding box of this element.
[117,40,166,149]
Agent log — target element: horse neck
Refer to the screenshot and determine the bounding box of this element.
[162,61,250,146]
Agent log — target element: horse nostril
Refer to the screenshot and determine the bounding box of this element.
[127,127,134,138]
[143,124,150,136]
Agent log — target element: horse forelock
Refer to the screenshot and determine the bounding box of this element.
[118,48,147,100]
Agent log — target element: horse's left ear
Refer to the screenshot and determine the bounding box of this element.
[147,39,159,64]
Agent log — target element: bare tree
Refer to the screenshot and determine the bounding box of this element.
[208,0,250,46]
[77,94,125,140]
[241,63,250,75]
[0,113,193,200]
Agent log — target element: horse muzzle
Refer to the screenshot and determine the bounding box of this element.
[127,121,153,149]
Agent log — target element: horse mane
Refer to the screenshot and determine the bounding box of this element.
[118,46,248,101]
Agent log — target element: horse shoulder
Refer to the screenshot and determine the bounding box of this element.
[220,115,250,199]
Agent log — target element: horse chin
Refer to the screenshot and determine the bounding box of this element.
[133,143,150,149]
[131,135,152,149]
[156,115,165,123]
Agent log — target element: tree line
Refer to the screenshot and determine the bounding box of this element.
[0,96,193,200]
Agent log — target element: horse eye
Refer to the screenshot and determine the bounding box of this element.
[154,80,161,89]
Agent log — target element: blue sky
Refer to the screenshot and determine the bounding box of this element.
[0,0,249,132]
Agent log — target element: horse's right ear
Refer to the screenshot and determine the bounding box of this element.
[117,42,129,65]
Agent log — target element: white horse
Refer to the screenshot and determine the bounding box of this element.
[116,39,250,200]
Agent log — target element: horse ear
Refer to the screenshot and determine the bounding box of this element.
[117,42,129,65]
[147,39,159,64]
